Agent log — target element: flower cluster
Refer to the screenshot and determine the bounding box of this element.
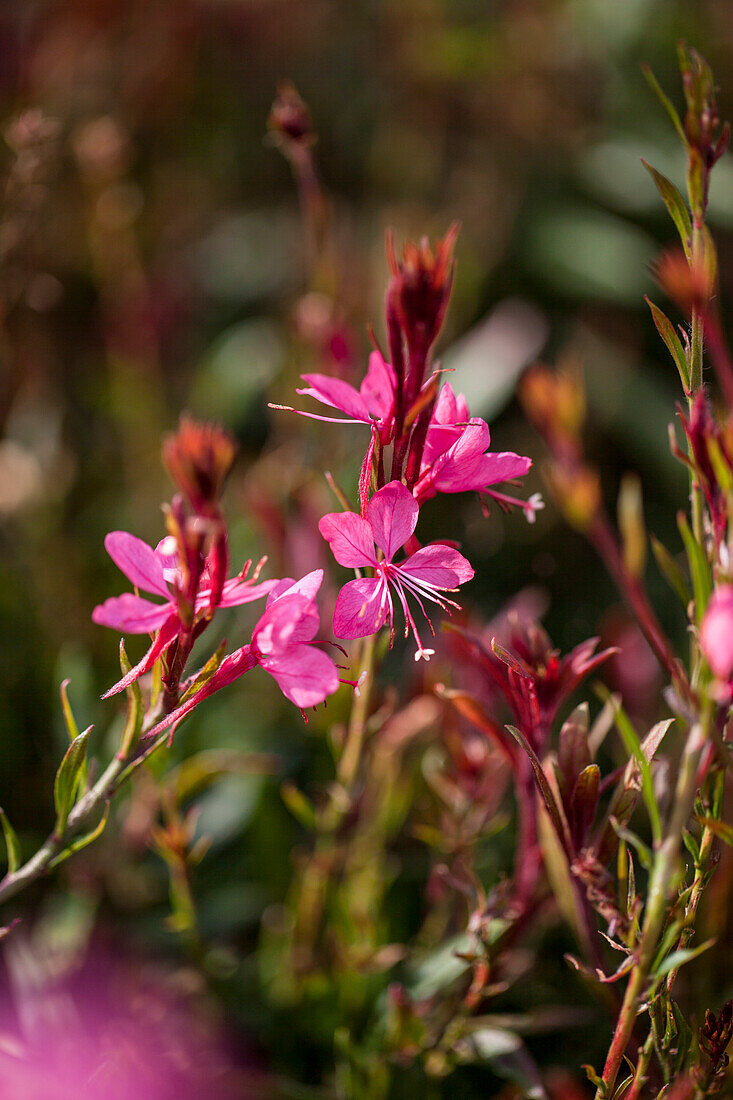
[93,418,343,735]
[273,228,539,661]
[94,231,538,737]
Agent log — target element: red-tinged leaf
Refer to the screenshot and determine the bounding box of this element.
[570,764,600,848]
[557,705,591,804]
[505,725,573,857]
[490,639,532,679]
[641,161,692,256]
[435,685,515,762]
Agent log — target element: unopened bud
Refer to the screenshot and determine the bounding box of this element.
[547,463,601,531]
[386,224,459,364]
[162,415,237,514]
[268,83,315,148]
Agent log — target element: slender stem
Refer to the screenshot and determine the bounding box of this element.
[0,713,170,907]
[625,1031,655,1100]
[588,515,683,688]
[595,721,707,1099]
[337,632,377,792]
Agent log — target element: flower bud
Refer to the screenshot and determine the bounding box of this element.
[162,415,236,514]
[267,82,315,147]
[386,224,459,367]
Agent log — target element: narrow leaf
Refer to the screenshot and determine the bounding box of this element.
[118,640,143,759]
[696,815,733,846]
[646,299,690,390]
[281,781,318,831]
[596,688,662,845]
[641,161,692,255]
[677,511,712,620]
[0,808,21,874]
[653,938,716,980]
[54,727,91,837]
[641,63,688,147]
[48,803,110,870]
[505,725,573,857]
[179,640,227,703]
[570,764,600,846]
[650,534,691,607]
[59,679,81,742]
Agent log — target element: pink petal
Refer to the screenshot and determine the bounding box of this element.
[216,576,279,608]
[333,577,388,639]
[360,351,396,421]
[102,614,180,698]
[399,544,474,588]
[92,593,171,633]
[266,569,323,607]
[260,644,339,707]
[142,646,257,739]
[366,482,419,560]
[318,511,377,568]
[254,593,319,654]
[297,374,371,423]
[105,531,169,596]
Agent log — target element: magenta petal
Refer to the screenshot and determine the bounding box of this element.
[333,577,388,639]
[254,593,320,653]
[92,593,171,633]
[366,482,419,560]
[360,350,396,421]
[297,374,371,422]
[265,569,324,608]
[102,614,180,698]
[105,531,169,596]
[319,511,376,568]
[399,544,474,587]
[215,576,279,608]
[260,644,339,707]
[143,646,257,740]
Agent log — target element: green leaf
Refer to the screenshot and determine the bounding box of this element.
[597,689,664,845]
[645,299,690,391]
[179,640,227,704]
[118,641,143,759]
[650,534,691,607]
[696,815,733,846]
[281,781,318,831]
[0,808,21,874]
[641,161,692,255]
[48,803,110,870]
[610,817,652,870]
[54,727,91,837]
[677,511,712,621]
[653,938,716,980]
[641,63,687,147]
[59,679,81,742]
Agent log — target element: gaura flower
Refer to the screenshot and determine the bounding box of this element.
[415,382,542,520]
[700,583,733,682]
[319,481,474,661]
[144,570,340,740]
[93,531,277,696]
[271,349,397,443]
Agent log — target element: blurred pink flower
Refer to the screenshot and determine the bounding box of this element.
[93,531,276,697]
[144,570,340,739]
[700,584,733,681]
[272,349,396,442]
[319,481,473,661]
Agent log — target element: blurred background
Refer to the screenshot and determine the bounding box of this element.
[0,1,731,1096]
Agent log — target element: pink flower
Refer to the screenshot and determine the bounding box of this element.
[700,584,733,681]
[414,383,542,520]
[271,350,397,442]
[144,571,340,740]
[93,531,276,696]
[319,481,474,661]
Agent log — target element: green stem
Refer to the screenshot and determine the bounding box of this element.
[0,713,170,908]
[595,721,707,1099]
[337,632,377,792]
